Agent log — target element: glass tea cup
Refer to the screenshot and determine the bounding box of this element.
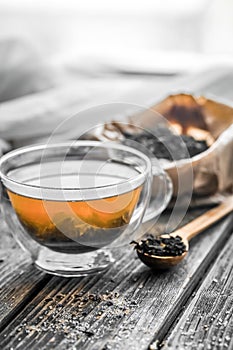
[0,141,171,276]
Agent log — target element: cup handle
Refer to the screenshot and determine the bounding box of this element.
[142,166,173,223]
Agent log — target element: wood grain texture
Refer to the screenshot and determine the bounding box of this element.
[0,212,232,350]
[0,221,51,332]
[162,231,233,350]
[174,197,233,241]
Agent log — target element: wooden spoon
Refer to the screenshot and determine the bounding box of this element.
[136,197,233,270]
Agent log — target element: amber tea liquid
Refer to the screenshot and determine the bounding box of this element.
[7,160,142,253]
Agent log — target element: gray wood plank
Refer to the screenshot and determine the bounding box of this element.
[161,230,233,350]
[0,221,51,332]
[0,212,232,350]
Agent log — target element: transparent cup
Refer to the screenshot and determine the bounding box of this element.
[0,141,172,276]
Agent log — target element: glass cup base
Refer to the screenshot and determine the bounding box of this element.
[34,247,114,277]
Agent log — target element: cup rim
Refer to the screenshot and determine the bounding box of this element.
[0,140,152,199]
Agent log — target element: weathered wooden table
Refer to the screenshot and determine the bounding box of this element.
[0,207,232,350]
[0,67,233,349]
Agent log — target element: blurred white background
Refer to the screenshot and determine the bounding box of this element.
[0,0,233,146]
[0,0,233,73]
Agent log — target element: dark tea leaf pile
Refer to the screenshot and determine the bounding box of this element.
[132,234,187,257]
[122,127,208,161]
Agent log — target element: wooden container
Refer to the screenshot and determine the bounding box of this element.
[87,94,233,198]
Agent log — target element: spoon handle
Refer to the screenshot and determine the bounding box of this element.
[174,196,233,241]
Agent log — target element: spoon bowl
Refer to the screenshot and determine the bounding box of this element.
[136,235,188,270]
